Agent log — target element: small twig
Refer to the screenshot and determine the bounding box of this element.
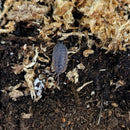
[58,32,85,41]
[77,81,93,92]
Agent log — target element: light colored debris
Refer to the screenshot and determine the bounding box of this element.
[10,52,14,55]
[9,90,24,101]
[38,54,50,63]
[78,0,130,51]
[77,81,93,92]
[119,42,129,51]
[105,42,122,54]
[21,113,32,119]
[0,0,14,20]
[7,1,50,22]
[117,80,125,86]
[87,39,95,48]
[66,68,79,84]
[111,102,118,107]
[76,0,84,7]
[110,80,125,92]
[46,77,56,89]
[22,44,28,51]
[24,68,36,99]
[32,0,55,4]
[83,49,94,57]
[0,21,15,33]
[87,0,105,16]
[23,47,39,69]
[53,0,75,29]
[4,83,24,101]
[99,69,106,72]
[63,82,67,85]
[34,78,44,97]
[12,64,24,75]
[39,21,62,41]
[68,46,80,55]
[0,41,6,44]
[40,43,47,53]
[86,104,90,108]
[4,83,21,92]
[12,83,22,90]
[42,67,51,75]
[91,91,95,96]
[77,63,85,70]
[12,46,39,75]
[57,32,85,41]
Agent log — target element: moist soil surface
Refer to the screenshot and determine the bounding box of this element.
[0,35,130,130]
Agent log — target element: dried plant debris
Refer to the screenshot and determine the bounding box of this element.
[21,113,32,119]
[77,63,85,70]
[32,0,55,4]
[0,0,129,51]
[0,21,15,33]
[11,64,24,75]
[24,68,36,99]
[0,0,14,20]
[46,77,56,89]
[66,68,79,84]
[110,80,125,92]
[53,0,75,29]
[77,81,93,92]
[7,1,50,22]
[0,0,50,33]
[2,83,24,101]
[83,49,94,57]
[11,44,51,100]
[78,0,130,51]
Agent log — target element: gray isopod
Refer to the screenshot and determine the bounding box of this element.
[51,42,68,86]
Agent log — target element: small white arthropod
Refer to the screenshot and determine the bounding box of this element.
[51,42,68,86]
[34,78,44,97]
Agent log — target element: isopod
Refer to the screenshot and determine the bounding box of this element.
[51,42,68,86]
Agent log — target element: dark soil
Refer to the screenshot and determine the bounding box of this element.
[0,35,130,130]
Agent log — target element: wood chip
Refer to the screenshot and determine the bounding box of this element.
[83,49,94,57]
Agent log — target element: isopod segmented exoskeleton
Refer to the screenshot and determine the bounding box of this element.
[51,42,68,86]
